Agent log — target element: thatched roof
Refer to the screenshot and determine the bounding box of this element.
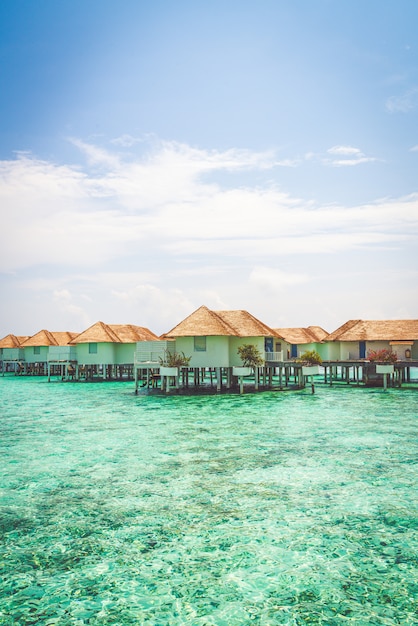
[108,325,159,343]
[51,332,79,346]
[0,334,30,348]
[163,305,280,338]
[274,326,329,344]
[327,320,418,342]
[70,322,159,344]
[70,322,121,344]
[308,326,329,341]
[216,309,281,337]
[20,330,74,347]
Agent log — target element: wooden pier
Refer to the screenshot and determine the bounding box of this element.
[2,357,417,393]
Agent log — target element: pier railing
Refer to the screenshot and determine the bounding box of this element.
[134,340,177,367]
[134,350,165,365]
[264,351,284,362]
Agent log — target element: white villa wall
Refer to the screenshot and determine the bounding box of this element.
[365,340,392,357]
[338,341,359,360]
[366,340,415,361]
[321,342,340,360]
[322,340,412,360]
[74,343,116,365]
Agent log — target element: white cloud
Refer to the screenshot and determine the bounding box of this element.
[249,267,308,290]
[304,145,377,167]
[69,137,123,169]
[327,145,362,156]
[110,134,144,148]
[0,139,417,280]
[325,145,377,167]
[386,87,418,113]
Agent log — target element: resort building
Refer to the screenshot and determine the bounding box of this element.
[161,305,281,368]
[325,319,418,361]
[0,334,30,373]
[69,321,159,379]
[20,330,78,375]
[132,305,284,392]
[2,315,417,390]
[272,326,329,360]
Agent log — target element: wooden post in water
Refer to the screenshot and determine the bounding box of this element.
[216,367,221,392]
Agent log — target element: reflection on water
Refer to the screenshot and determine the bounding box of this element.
[0,377,417,624]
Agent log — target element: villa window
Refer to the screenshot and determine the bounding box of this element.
[33,346,41,355]
[194,336,207,352]
[89,343,98,354]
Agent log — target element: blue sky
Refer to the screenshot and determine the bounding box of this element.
[1,0,417,337]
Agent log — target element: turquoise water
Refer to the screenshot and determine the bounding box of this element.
[0,378,417,625]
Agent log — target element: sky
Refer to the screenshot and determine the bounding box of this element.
[1,0,418,338]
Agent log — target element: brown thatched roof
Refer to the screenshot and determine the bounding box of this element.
[0,334,30,348]
[216,310,281,337]
[51,332,79,346]
[20,330,58,347]
[274,326,329,344]
[20,330,77,347]
[70,322,122,344]
[327,320,418,342]
[163,305,280,338]
[308,326,329,341]
[108,325,159,343]
[70,322,159,344]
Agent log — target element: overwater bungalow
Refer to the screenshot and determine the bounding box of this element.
[326,319,418,361]
[20,330,78,375]
[321,319,418,388]
[69,321,159,380]
[0,334,30,373]
[136,305,283,392]
[272,326,329,360]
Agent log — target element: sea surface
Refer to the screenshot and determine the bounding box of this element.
[0,376,417,625]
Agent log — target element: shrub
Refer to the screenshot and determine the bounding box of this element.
[367,349,398,363]
[297,350,323,365]
[159,350,191,367]
[237,344,264,368]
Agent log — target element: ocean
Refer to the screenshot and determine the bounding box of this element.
[0,376,417,625]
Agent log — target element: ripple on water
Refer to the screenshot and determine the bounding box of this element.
[0,378,417,624]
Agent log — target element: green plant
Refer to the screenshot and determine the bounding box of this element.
[368,349,398,363]
[296,350,323,365]
[159,350,191,367]
[237,344,264,368]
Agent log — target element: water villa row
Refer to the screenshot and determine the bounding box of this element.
[1,306,417,393]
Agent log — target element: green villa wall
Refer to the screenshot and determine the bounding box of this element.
[23,346,49,363]
[174,336,230,368]
[74,342,116,365]
[115,343,137,364]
